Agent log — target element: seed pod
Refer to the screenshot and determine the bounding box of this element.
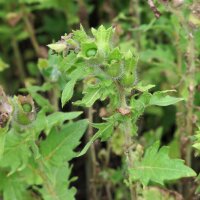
[12,95,36,129]
[105,62,124,79]
[120,72,135,87]
[86,48,97,57]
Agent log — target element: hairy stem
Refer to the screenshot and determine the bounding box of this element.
[85,106,98,200]
[185,32,195,167]
[117,83,137,200]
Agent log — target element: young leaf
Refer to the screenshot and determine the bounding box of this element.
[149,91,183,106]
[74,87,101,107]
[91,25,114,53]
[130,141,196,186]
[45,111,82,134]
[61,80,76,107]
[78,122,114,157]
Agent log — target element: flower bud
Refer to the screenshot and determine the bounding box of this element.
[12,95,36,128]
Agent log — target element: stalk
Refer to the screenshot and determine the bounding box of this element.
[116,82,137,200]
[185,32,195,167]
[85,106,98,200]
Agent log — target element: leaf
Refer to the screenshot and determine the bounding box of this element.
[74,87,101,107]
[149,91,183,106]
[78,122,114,157]
[73,25,88,43]
[39,164,76,200]
[40,120,88,165]
[91,25,114,53]
[0,126,8,159]
[134,83,155,92]
[0,130,33,174]
[0,172,34,200]
[130,141,196,186]
[61,80,76,107]
[93,122,114,141]
[45,111,82,134]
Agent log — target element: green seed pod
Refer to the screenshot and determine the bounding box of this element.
[106,62,121,78]
[120,73,135,87]
[12,95,36,129]
[86,48,97,57]
[22,103,32,113]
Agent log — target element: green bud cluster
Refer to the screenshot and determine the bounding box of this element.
[12,95,36,130]
[48,25,138,88]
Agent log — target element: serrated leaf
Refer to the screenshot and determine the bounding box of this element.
[78,122,114,157]
[74,87,101,107]
[39,164,76,200]
[61,80,76,107]
[0,130,33,174]
[0,172,34,200]
[45,111,82,135]
[93,122,114,141]
[149,91,183,106]
[91,25,114,53]
[73,25,88,43]
[40,120,88,165]
[130,141,196,186]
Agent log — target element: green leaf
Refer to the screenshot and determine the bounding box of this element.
[91,25,114,53]
[0,172,33,200]
[40,120,88,165]
[74,87,101,107]
[39,164,76,200]
[130,141,196,186]
[0,130,33,174]
[73,25,88,43]
[0,126,8,159]
[134,83,155,92]
[45,111,82,134]
[93,122,114,141]
[149,91,183,106]
[61,80,76,107]
[78,122,114,157]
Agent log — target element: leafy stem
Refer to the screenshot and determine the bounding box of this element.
[115,81,137,199]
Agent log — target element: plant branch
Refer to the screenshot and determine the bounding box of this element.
[85,106,98,200]
[147,0,161,18]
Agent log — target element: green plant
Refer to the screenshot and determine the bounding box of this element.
[0,85,88,200]
[47,25,196,199]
